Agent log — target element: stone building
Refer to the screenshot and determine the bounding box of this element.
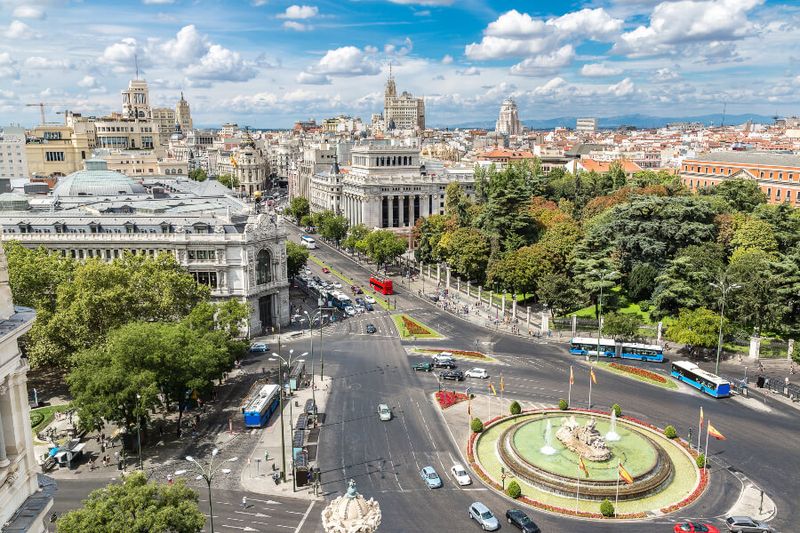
[495,98,522,137]
[215,134,269,197]
[175,92,193,132]
[0,160,289,334]
[383,69,425,131]
[0,246,53,532]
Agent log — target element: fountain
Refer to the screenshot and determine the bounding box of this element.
[539,419,556,455]
[605,410,621,442]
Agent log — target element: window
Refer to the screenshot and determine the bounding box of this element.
[188,249,215,261]
[43,131,62,140]
[256,249,272,285]
[45,151,65,162]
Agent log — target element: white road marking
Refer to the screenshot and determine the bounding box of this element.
[294,501,315,533]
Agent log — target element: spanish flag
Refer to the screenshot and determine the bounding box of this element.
[700,406,704,427]
[578,457,589,478]
[569,366,574,385]
[230,155,238,169]
[500,375,505,393]
[590,367,597,384]
[707,422,726,440]
[489,382,497,396]
[618,462,634,485]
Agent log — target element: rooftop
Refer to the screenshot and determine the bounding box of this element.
[688,151,800,167]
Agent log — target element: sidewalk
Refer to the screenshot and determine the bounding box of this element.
[240,375,332,499]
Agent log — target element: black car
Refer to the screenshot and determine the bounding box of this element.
[506,509,540,533]
[366,323,377,334]
[440,370,464,381]
[433,359,456,369]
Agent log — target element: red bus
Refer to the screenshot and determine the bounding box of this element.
[369,276,394,295]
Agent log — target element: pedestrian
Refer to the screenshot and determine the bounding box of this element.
[100,441,105,453]
[167,474,173,485]
[114,451,119,464]
[241,496,247,509]
[89,458,96,471]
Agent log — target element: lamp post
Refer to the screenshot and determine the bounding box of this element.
[270,349,308,489]
[135,393,143,470]
[592,269,617,363]
[711,278,741,375]
[184,449,238,533]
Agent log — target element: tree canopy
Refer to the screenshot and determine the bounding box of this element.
[286,241,309,278]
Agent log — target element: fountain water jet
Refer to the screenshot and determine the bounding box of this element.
[539,419,557,455]
[605,410,621,442]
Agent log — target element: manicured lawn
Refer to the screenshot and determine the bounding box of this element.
[596,361,678,390]
[31,403,71,435]
[391,314,443,339]
[570,287,654,324]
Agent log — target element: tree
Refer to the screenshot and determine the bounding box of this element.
[476,163,537,251]
[651,244,724,319]
[727,249,780,334]
[626,263,658,302]
[299,214,314,228]
[438,228,490,283]
[414,214,450,264]
[318,213,349,244]
[363,230,407,270]
[444,182,472,226]
[188,169,208,182]
[608,161,627,189]
[286,241,309,278]
[752,203,800,253]
[56,471,205,533]
[4,242,75,313]
[342,224,371,256]
[601,312,643,340]
[538,274,583,318]
[730,217,779,257]
[600,499,615,517]
[27,253,208,369]
[709,178,767,212]
[509,401,521,415]
[772,250,800,337]
[216,173,238,189]
[286,196,310,222]
[506,480,521,499]
[664,425,678,439]
[666,307,727,350]
[487,245,548,298]
[611,403,622,417]
[470,417,483,433]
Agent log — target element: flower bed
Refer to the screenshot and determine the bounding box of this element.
[403,315,431,335]
[660,467,708,514]
[435,390,469,409]
[416,348,489,360]
[610,362,667,383]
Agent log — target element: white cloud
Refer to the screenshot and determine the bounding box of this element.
[549,8,624,41]
[305,46,380,77]
[442,54,453,65]
[456,66,481,76]
[485,10,548,38]
[142,0,175,4]
[252,0,269,5]
[6,20,32,39]
[609,77,635,96]
[277,5,319,19]
[283,21,312,31]
[78,75,100,88]
[296,71,331,84]
[580,63,624,77]
[24,57,73,69]
[465,35,557,61]
[0,53,19,79]
[615,0,764,56]
[99,38,143,71]
[13,5,46,19]
[510,45,575,75]
[654,67,680,81]
[184,44,257,82]
[384,37,413,56]
[160,25,209,65]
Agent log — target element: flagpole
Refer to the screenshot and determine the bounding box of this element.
[575,466,580,513]
[704,421,710,473]
[697,409,702,451]
[588,369,593,408]
[615,462,620,518]
[568,366,573,407]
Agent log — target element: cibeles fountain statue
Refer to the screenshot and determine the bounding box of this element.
[555,415,612,461]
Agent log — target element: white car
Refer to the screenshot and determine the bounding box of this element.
[378,404,392,421]
[465,368,489,379]
[364,295,376,304]
[451,464,471,486]
[344,305,356,316]
[333,282,343,289]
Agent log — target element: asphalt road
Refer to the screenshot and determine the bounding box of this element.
[298,228,799,533]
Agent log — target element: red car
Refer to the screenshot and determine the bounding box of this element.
[322,267,330,274]
[674,523,719,533]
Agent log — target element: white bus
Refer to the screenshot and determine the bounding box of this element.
[300,235,317,249]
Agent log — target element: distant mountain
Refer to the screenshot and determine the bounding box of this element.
[440,113,776,130]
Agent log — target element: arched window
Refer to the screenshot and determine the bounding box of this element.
[256,249,272,285]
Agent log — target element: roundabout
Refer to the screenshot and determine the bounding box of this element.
[469,409,706,519]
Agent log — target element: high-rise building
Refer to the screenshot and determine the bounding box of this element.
[176,92,193,132]
[383,68,425,131]
[0,244,54,533]
[0,127,28,179]
[121,79,152,120]
[576,118,598,133]
[495,98,522,136]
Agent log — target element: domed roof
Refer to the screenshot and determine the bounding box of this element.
[321,480,381,532]
[54,160,146,197]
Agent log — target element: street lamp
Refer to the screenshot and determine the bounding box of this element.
[184,448,237,533]
[270,349,308,489]
[592,269,617,362]
[710,278,741,375]
[135,393,143,470]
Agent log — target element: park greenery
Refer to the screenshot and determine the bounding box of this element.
[412,161,800,352]
[4,244,249,445]
[56,472,205,533]
[286,241,310,278]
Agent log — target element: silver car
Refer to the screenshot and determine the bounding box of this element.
[725,516,772,533]
[469,502,499,531]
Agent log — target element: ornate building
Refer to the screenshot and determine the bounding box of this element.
[383,69,425,131]
[216,133,269,197]
[0,246,53,532]
[175,92,193,132]
[321,479,381,533]
[0,160,289,334]
[495,98,522,136]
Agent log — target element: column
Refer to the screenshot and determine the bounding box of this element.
[540,312,550,335]
[526,306,531,331]
[407,195,414,227]
[478,286,482,303]
[436,263,441,283]
[657,321,663,342]
[467,281,471,298]
[0,381,9,467]
[387,196,394,228]
[501,294,506,315]
[427,264,431,278]
[446,268,451,290]
[457,277,461,293]
[512,299,517,320]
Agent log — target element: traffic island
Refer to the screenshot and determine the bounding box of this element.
[412,347,497,363]
[391,314,443,339]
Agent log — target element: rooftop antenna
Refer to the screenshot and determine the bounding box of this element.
[135,54,139,80]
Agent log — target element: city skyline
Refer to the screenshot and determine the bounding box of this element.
[1,0,799,128]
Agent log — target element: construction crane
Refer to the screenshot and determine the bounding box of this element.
[25,102,54,125]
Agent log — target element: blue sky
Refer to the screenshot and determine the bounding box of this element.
[1,0,799,127]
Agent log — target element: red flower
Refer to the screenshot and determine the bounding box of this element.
[610,362,667,383]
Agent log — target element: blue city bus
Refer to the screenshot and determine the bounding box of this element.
[569,337,664,363]
[670,361,731,398]
[242,384,281,428]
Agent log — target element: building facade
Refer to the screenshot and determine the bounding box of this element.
[383,72,425,131]
[215,135,269,197]
[175,92,193,132]
[0,128,28,179]
[0,160,290,334]
[25,124,93,178]
[495,98,522,136]
[576,118,598,133]
[681,151,800,206]
[0,246,53,533]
